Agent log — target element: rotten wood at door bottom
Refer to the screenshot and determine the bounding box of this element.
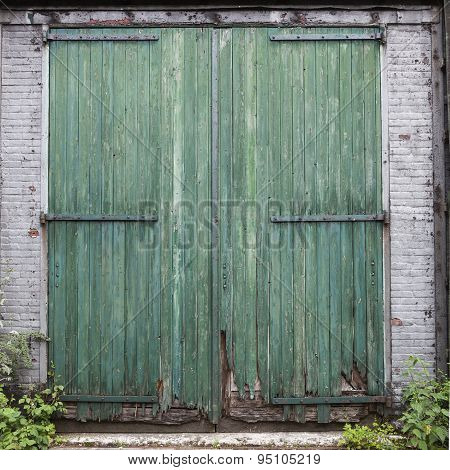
[63,404,203,424]
[63,400,368,424]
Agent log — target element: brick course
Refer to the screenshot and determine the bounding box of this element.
[387,25,436,402]
[0,25,42,383]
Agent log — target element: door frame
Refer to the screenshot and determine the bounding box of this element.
[40,24,50,384]
[39,22,391,412]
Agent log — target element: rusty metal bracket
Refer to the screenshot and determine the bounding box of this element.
[380,27,387,45]
[273,395,389,405]
[270,32,382,42]
[270,213,385,223]
[47,33,159,41]
[41,212,158,223]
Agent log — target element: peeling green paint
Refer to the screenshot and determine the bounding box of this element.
[49,27,383,424]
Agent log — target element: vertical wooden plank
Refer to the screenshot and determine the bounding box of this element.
[89,41,103,217]
[364,37,377,395]
[267,27,282,400]
[99,224,113,421]
[124,40,139,397]
[327,34,342,400]
[88,40,103,419]
[244,28,258,398]
[211,28,221,422]
[279,33,294,416]
[172,28,184,402]
[196,28,211,410]
[351,34,368,379]
[101,37,114,218]
[111,220,126,418]
[218,28,234,374]
[111,37,126,417]
[303,38,318,398]
[315,31,331,423]
[76,37,92,420]
[255,27,270,401]
[135,28,149,401]
[374,41,385,396]
[291,28,306,422]
[111,37,127,220]
[135,39,150,402]
[48,37,57,215]
[159,28,174,410]
[148,31,162,403]
[47,221,55,385]
[99,38,114,420]
[232,28,246,395]
[317,214,330,423]
[183,28,198,406]
[366,221,378,395]
[64,40,79,395]
[339,37,354,382]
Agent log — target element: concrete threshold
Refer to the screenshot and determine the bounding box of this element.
[56,432,343,449]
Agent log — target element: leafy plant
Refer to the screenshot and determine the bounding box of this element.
[339,421,403,450]
[0,328,48,383]
[1,276,48,383]
[399,356,449,450]
[339,357,449,450]
[0,385,65,449]
[1,276,63,449]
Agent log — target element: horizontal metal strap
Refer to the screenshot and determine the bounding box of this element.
[47,33,159,41]
[42,213,158,223]
[273,396,388,405]
[60,395,158,403]
[271,213,385,223]
[270,33,381,41]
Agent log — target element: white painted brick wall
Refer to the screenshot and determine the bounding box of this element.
[0,21,438,406]
[0,25,42,384]
[386,24,436,404]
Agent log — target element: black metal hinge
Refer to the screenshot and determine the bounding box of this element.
[270,32,382,42]
[60,395,158,403]
[40,212,158,224]
[273,395,390,405]
[270,213,385,223]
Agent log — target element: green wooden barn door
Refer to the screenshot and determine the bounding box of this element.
[48,28,213,421]
[49,26,384,424]
[217,27,384,423]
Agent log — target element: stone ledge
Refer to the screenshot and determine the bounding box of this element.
[55,432,343,449]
